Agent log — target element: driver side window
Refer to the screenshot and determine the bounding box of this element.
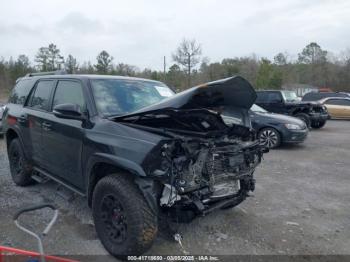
[52,80,85,110]
[268,92,282,102]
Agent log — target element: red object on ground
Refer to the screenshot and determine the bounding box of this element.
[0,246,77,262]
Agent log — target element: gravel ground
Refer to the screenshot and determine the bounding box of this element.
[0,120,349,261]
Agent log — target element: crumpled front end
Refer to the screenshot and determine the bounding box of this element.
[113,76,267,221]
[145,134,264,221]
[118,108,267,222]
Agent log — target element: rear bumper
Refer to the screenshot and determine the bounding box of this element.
[282,128,309,143]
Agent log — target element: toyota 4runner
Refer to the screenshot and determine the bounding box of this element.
[3,73,266,257]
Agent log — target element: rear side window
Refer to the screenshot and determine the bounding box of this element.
[256,92,282,103]
[8,79,34,105]
[303,92,348,101]
[29,80,55,110]
[255,92,268,103]
[52,80,85,109]
[268,92,283,102]
[325,99,350,106]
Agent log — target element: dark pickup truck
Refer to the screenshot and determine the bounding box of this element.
[2,73,266,257]
[255,90,329,128]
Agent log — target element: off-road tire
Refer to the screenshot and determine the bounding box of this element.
[311,120,326,129]
[8,138,33,186]
[92,174,158,258]
[295,113,311,128]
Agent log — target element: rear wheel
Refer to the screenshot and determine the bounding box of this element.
[295,113,311,128]
[92,174,158,258]
[8,138,34,186]
[258,127,281,149]
[311,120,326,129]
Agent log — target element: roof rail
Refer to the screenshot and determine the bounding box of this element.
[25,70,67,77]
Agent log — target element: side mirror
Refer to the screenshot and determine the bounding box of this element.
[53,103,85,121]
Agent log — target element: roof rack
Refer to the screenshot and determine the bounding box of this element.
[25,70,67,77]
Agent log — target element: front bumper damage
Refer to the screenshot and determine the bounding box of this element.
[157,139,264,222]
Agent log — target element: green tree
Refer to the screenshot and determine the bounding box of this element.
[256,58,272,89]
[298,42,327,64]
[256,58,282,89]
[114,63,138,76]
[35,43,64,71]
[11,55,32,80]
[65,54,78,74]
[274,52,288,65]
[35,47,49,71]
[298,42,328,86]
[166,64,184,90]
[95,50,113,74]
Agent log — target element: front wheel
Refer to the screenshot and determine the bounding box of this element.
[258,127,281,149]
[295,113,311,128]
[311,120,326,129]
[92,174,158,258]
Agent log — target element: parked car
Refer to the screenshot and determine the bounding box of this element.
[255,90,329,128]
[3,73,266,257]
[302,91,350,101]
[250,104,308,149]
[0,103,6,135]
[319,97,350,119]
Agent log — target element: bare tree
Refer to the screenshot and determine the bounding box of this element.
[172,39,202,88]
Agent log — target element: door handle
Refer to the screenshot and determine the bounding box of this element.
[17,115,27,123]
[42,122,52,131]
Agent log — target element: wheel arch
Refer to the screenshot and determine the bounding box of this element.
[5,128,19,148]
[86,153,147,208]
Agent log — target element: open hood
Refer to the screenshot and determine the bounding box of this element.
[124,76,256,117]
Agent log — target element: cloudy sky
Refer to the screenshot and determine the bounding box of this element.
[0,0,350,70]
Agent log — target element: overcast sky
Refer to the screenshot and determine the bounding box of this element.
[1,0,350,70]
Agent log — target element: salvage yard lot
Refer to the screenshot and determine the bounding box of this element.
[0,120,349,259]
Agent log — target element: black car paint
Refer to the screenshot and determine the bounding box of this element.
[255,90,329,125]
[3,75,265,219]
[250,110,308,144]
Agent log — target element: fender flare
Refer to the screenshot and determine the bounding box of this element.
[5,127,29,160]
[86,152,147,205]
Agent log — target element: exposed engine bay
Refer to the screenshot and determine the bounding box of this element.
[115,107,267,221]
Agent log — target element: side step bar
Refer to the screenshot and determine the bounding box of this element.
[33,167,85,197]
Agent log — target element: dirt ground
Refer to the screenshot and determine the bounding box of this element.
[0,120,349,261]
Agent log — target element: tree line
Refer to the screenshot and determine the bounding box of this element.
[1,41,350,96]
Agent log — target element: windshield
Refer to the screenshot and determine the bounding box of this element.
[250,104,267,113]
[91,79,175,116]
[281,91,299,102]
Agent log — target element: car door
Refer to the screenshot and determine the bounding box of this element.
[24,80,55,166]
[267,92,286,114]
[342,100,350,118]
[40,80,86,188]
[255,92,270,111]
[324,99,344,118]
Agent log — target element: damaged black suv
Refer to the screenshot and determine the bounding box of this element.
[3,73,266,257]
[256,90,329,128]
